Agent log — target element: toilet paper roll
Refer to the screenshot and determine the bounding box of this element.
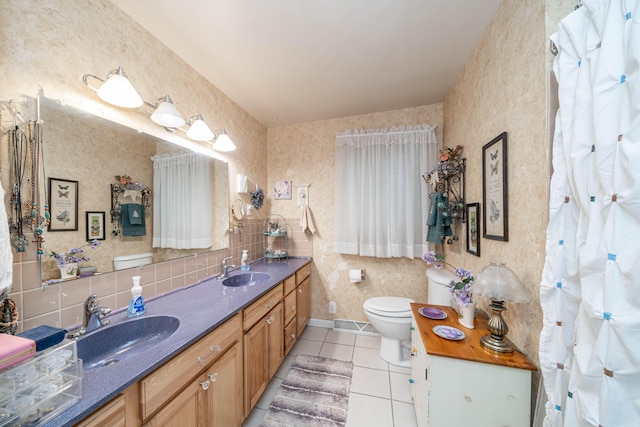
[349,269,365,283]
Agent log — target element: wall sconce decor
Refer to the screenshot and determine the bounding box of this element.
[473,261,530,353]
[82,66,236,151]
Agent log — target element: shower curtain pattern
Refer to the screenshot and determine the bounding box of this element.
[541,1,640,425]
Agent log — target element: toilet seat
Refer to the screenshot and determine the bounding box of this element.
[363,296,414,318]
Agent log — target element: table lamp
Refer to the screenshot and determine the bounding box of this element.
[473,261,529,353]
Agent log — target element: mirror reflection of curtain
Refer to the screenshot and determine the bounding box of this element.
[333,124,438,258]
[151,152,213,249]
[541,2,640,425]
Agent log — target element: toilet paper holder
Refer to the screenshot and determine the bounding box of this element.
[349,269,366,282]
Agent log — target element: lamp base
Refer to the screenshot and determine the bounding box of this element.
[480,334,514,353]
[480,300,514,354]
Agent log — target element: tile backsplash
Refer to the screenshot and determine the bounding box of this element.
[8,217,312,333]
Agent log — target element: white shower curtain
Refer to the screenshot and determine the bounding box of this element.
[333,124,438,258]
[151,151,213,249]
[541,1,640,425]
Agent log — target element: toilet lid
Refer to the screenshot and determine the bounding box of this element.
[364,296,414,314]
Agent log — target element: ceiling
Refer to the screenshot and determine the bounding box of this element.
[111,0,501,128]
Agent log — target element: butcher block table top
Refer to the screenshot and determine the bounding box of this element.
[411,303,537,371]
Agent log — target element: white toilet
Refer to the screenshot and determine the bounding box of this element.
[362,269,455,367]
[363,296,415,367]
[113,252,153,271]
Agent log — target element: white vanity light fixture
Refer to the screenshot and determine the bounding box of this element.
[150,95,185,128]
[473,261,530,353]
[210,129,236,152]
[83,66,143,108]
[186,114,214,141]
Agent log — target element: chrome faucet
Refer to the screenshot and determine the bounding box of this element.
[220,256,235,279]
[69,294,111,338]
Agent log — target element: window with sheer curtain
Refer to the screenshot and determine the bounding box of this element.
[151,151,213,249]
[333,124,438,258]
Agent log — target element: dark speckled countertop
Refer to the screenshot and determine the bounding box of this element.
[45,257,311,427]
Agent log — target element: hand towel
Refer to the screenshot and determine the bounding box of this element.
[127,204,143,225]
[426,192,452,244]
[121,203,146,236]
[122,189,142,204]
[300,205,316,234]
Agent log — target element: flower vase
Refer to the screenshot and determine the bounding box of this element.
[59,263,79,279]
[458,301,476,329]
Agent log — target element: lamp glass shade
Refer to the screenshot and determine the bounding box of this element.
[96,67,143,108]
[211,130,236,152]
[473,261,529,303]
[151,95,185,128]
[186,115,214,141]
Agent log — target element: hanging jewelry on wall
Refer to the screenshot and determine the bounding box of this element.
[4,100,50,254]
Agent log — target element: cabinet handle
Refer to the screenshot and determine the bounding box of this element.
[264,299,273,309]
[200,380,210,391]
[291,305,296,311]
[290,333,296,339]
[298,288,303,293]
[208,373,218,382]
[266,315,275,325]
[197,344,222,365]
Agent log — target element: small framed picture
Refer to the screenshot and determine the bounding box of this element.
[466,203,480,257]
[274,180,292,200]
[48,178,78,231]
[482,132,508,241]
[86,211,106,241]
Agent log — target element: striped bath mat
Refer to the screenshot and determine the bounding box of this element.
[260,355,354,427]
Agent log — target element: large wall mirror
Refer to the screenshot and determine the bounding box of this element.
[8,96,230,282]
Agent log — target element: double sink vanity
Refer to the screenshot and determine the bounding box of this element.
[44,258,312,426]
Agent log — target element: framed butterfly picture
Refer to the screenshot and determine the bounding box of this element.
[482,132,508,241]
[48,178,78,231]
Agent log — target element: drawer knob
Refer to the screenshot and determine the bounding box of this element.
[464,395,472,403]
[290,333,296,339]
[291,305,296,311]
[200,380,210,391]
[197,344,222,364]
[208,373,218,382]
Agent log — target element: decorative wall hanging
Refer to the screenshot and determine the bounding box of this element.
[86,211,106,241]
[274,180,292,200]
[466,203,480,256]
[48,178,78,231]
[482,132,508,241]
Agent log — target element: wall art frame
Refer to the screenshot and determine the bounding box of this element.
[274,180,292,200]
[482,132,508,241]
[48,178,78,231]
[86,211,106,241]
[466,202,481,256]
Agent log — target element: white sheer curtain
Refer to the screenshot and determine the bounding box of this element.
[541,2,640,426]
[151,151,213,249]
[333,124,438,258]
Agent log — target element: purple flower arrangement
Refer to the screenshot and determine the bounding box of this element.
[50,240,101,267]
[422,251,474,306]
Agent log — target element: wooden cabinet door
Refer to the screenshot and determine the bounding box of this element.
[267,302,284,378]
[296,277,311,336]
[244,312,269,414]
[208,341,244,427]
[145,374,206,427]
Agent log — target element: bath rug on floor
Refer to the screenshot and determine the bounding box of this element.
[260,354,353,427]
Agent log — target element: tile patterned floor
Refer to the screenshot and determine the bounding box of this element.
[242,326,418,427]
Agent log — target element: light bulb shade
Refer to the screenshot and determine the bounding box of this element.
[151,95,185,128]
[186,114,214,141]
[211,130,236,152]
[96,67,143,108]
[473,261,529,303]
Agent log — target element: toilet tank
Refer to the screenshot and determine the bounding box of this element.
[113,253,153,271]
[426,268,455,306]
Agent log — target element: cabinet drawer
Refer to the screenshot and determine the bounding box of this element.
[243,284,283,331]
[284,319,297,355]
[284,290,296,325]
[140,313,241,420]
[283,274,296,295]
[296,264,311,284]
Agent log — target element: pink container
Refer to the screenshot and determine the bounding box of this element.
[0,334,36,371]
